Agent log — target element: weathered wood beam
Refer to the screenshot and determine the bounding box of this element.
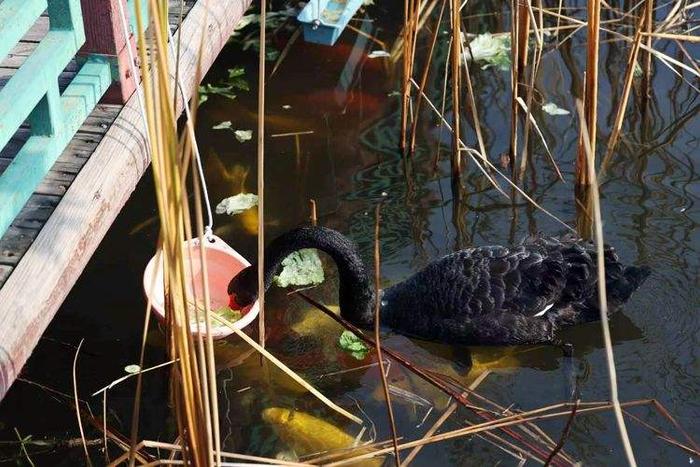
[0,0,252,399]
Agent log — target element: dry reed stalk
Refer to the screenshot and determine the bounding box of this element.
[622,410,700,457]
[450,0,462,179]
[509,0,521,175]
[515,97,564,180]
[373,205,401,466]
[400,371,492,466]
[640,0,654,108]
[192,155,222,466]
[258,0,267,350]
[516,0,531,79]
[576,99,638,467]
[128,1,222,464]
[113,440,309,467]
[209,313,363,424]
[480,430,545,464]
[647,32,700,43]
[651,400,700,452]
[411,79,577,232]
[543,399,580,466]
[297,293,575,465]
[431,36,453,171]
[516,0,546,185]
[576,0,601,186]
[346,23,388,49]
[327,400,653,466]
[409,0,447,155]
[601,5,647,173]
[72,339,92,467]
[270,27,300,78]
[460,24,489,164]
[672,39,700,76]
[126,8,167,460]
[400,0,425,152]
[400,0,412,151]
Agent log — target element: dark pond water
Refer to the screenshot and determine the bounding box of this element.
[1,1,698,465]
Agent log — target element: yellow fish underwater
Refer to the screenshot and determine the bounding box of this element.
[262,408,383,466]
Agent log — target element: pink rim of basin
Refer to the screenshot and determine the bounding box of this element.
[143,234,259,339]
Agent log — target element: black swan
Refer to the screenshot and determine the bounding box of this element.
[227,226,650,346]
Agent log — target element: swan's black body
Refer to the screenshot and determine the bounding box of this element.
[228,226,650,346]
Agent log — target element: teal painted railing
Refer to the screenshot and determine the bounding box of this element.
[0,0,144,238]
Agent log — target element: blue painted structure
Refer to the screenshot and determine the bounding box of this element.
[297,0,364,46]
[0,0,143,238]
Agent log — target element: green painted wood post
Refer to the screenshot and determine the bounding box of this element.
[0,0,47,60]
[0,0,113,237]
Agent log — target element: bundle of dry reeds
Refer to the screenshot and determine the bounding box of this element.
[128,1,221,464]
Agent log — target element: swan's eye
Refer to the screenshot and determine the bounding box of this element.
[228,293,243,310]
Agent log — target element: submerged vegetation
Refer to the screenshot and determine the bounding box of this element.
[1,0,699,465]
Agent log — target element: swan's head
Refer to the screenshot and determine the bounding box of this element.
[227,266,257,309]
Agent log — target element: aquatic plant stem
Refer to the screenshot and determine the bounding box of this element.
[209,312,362,424]
[373,205,401,466]
[576,0,601,186]
[577,99,638,467]
[309,199,317,226]
[327,400,653,466]
[601,5,647,174]
[640,0,654,113]
[543,399,580,466]
[409,0,447,155]
[297,293,576,466]
[450,0,462,180]
[258,0,267,350]
[400,371,492,466]
[72,339,92,467]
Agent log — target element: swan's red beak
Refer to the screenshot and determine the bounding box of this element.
[228,293,242,310]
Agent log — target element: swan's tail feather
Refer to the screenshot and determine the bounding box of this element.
[607,264,651,306]
[624,265,652,290]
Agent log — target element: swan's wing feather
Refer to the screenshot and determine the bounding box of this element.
[456,241,584,317]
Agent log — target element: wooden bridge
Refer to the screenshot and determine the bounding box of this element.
[0,0,251,398]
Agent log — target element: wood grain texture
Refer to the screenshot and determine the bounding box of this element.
[0,0,251,399]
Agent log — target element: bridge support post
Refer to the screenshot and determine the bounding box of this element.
[78,0,141,104]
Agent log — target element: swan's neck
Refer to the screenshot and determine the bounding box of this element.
[256,226,376,327]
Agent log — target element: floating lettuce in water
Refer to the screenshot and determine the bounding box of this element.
[213,121,233,130]
[273,249,324,288]
[464,33,511,71]
[234,129,253,142]
[124,364,141,374]
[213,121,253,143]
[215,193,258,216]
[542,102,570,116]
[199,67,248,103]
[338,330,370,360]
[368,50,391,59]
[187,300,242,326]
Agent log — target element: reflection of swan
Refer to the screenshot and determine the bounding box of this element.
[228,226,650,345]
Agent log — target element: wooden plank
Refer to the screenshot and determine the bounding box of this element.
[0,265,11,284]
[0,0,252,399]
[20,16,49,43]
[0,129,100,163]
